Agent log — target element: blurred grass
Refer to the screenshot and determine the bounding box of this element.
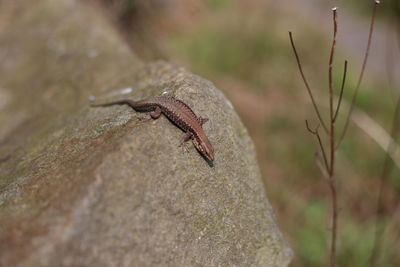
[168,8,309,94]
[97,0,400,265]
[163,1,400,266]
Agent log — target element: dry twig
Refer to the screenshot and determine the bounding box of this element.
[289,3,379,266]
[289,32,329,134]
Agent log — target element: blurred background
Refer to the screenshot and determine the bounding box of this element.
[87,0,400,266]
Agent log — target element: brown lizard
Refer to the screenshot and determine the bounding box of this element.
[91,95,214,163]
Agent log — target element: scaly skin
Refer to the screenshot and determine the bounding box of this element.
[91,96,214,163]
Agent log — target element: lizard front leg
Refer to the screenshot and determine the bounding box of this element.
[180,132,193,146]
[179,131,193,153]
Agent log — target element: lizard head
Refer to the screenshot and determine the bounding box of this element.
[193,135,214,162]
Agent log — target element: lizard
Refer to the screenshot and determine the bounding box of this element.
[90,95,214,163]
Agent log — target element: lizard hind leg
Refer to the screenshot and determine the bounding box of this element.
[138,107,162,122]
[150,106,162,119]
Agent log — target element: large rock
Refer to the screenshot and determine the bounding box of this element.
[0,0,292,266]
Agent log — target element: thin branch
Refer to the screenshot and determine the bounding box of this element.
[306,120,329,172]
[329,7,338,125]
[328,177,338,267]
[336,0,380,148]
[289,31,329,133]
[315,153,330,180]
[333,60,348,122]
[328,8,338,267]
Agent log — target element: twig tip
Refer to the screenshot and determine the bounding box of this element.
[332,7,338,11]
